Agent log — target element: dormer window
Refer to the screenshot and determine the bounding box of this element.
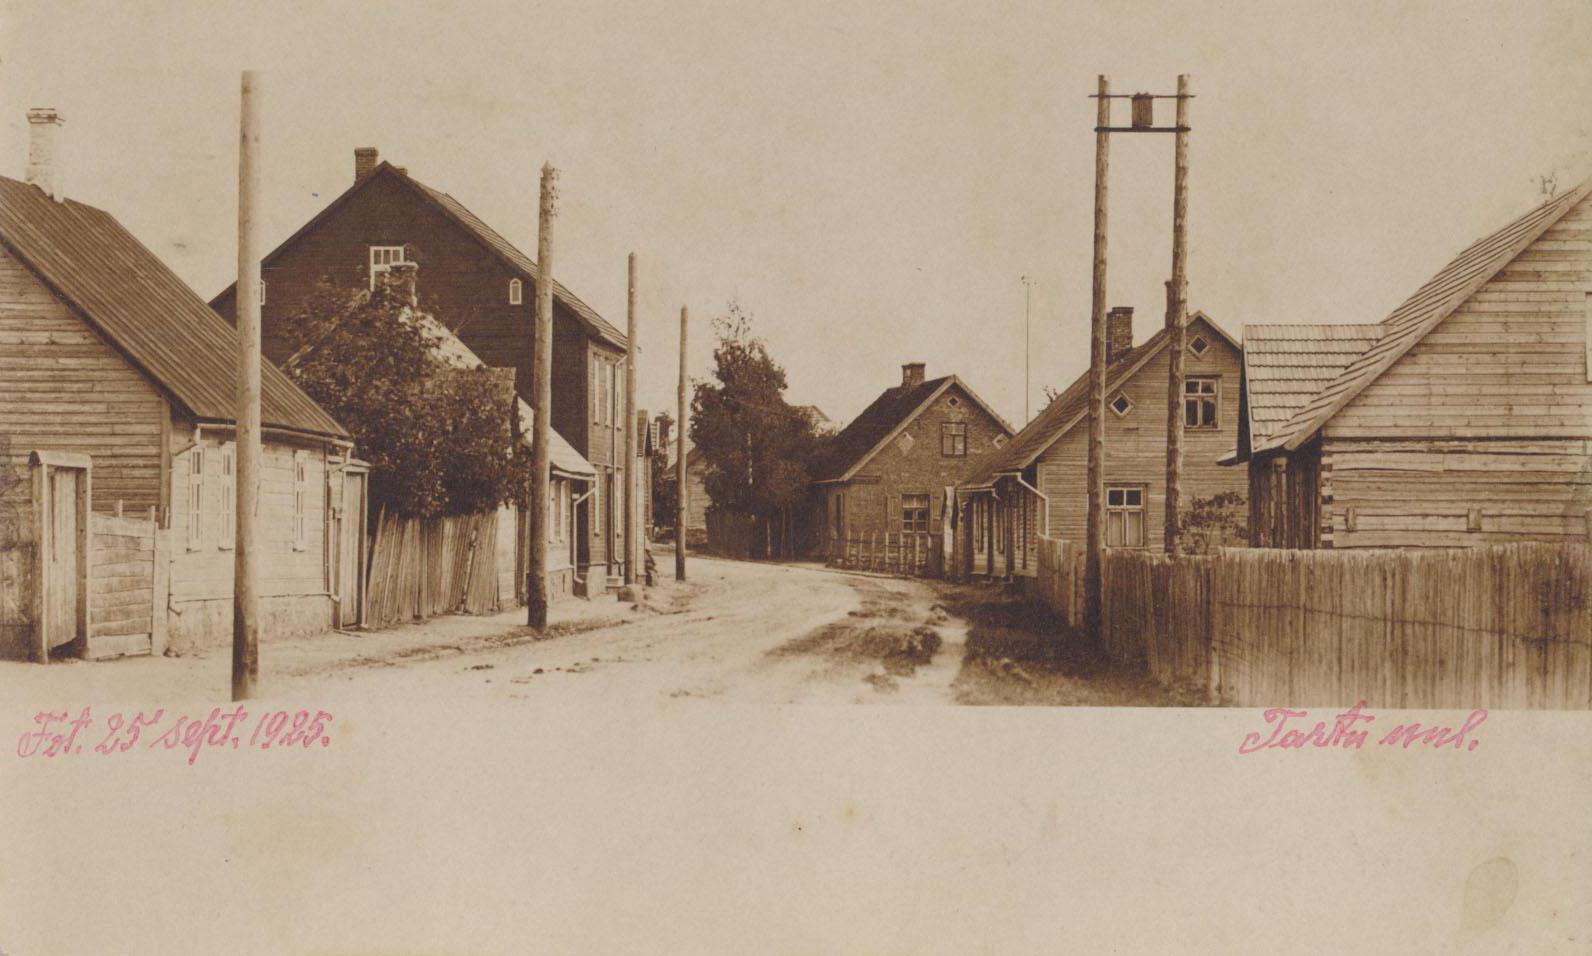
[1188,335,1209,357]
[369,245,406,289]
[509,278,523,305]
[1110,392,1134,417]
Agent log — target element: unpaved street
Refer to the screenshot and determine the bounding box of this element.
[1,556,1191,708]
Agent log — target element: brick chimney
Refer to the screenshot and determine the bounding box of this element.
[355,147,379,182]
[378,260,419,306]
[1106,307,1134,364]
[26,109,63,201]
[901,362,926,388]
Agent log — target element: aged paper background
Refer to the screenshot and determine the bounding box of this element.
[2,1,1591,953]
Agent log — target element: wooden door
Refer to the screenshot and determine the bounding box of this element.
[46,469,80,651]
[334,469,367,628]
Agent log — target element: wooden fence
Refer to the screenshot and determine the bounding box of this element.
[828,532,942,577]
[1030,536,1085,629]
[1094,543,1591,709]
[364,509,506,629]
[705,510,757,559]
[89,511,167,659]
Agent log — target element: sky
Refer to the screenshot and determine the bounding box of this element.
[1,0,1589,430]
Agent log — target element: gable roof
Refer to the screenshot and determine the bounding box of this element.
[812,375,1013,483]
[1238,323,1384,456]
[962,312,1238,489]
[0,176,347,440]
[1257,178,1592,454]
[211,161,625,349]
[410,311,595,478]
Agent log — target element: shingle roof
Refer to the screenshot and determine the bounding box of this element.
[812,376,970,482]
[1257,178,1592,454]
[1240,323,1383,452]
[211,161,626,349]
[411,311,595,478]
[0,175,348,440]
[962,312,1237,489]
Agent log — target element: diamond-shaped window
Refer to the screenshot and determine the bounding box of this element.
[896,432,916,453]
[1188,336,1209,357]
[946,396,961,408]
[1109,393,1134,417]
[992,435,1007,448]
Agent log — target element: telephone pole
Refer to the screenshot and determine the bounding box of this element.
[1163,74,1192,555]
[1084,75,1110,635]
[675,305,688,582]
[232,70,262,702]
[527,164,557,628]
[1021,275,1036,423]
[623,253,638,587]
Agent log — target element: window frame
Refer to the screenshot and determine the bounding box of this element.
[1109,391,1134,417]
[1183,376,1221,430]
[368,245,406,289]
[217,444,236,550]
[1105,483,1147,549]
[901,494,931,534]
[940,422,967,457]
[509,277,523,305]
[292,452,309,551]
[186,446,206,551]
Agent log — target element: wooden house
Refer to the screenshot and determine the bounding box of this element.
[958,309,1244,576]
[812,363,1013,558]
[1228,180,1592,548]
[210,148,634,584]
[0,116,354,660]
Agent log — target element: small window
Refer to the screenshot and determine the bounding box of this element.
[187,446,206,550]
[218,445,236,550]
[293,453,308,551]
[1188,335,1209,357]
[509,278,523,305]
[902,494,931,533]
[992,435,1008,448]
[941,422,967,457]
[1184,377,1220,429]
[1110,392,1134,417]
[259,279,266,306]
[946,396,961,408]
[368,245,406,289]
[1105,485,1146,548]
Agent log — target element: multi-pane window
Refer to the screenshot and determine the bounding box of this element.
[1184,377,1219,429]
[941,422,967,457]
[509,278,523,305]
[218,445,236,549]
[592,481,602,538]
[590,356,601,423]
[1105,485,1146,548]
[902,494,931,533]
[368,245,406,288]
[293,453,308,551]
[187,447,206,550]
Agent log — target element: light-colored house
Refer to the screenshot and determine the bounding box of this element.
[959,309,1244,576]
[0,111,354,660]
[1228,179,1592,548]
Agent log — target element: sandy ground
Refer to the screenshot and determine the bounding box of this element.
[0,555,1188,710]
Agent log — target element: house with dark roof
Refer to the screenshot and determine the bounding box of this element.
[1227,180,1592,549]
[958,308,1243,577]
[812,363,1013,558]
[0,110,356,659]
[210,147,634,584]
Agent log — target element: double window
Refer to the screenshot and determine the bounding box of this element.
[941,422,966,457]
[1184,377,1219,429]
[293,453,309,551]
[187,447,206,550]
[1105,485,1146,548]
[368,245,406,289]
[901,494,931,533]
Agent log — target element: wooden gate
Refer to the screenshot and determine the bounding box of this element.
[332,463,369,628]
[30,451,89,662]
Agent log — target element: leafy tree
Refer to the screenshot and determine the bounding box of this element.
[689,305,820,554]
[280,282,524,518]
[1182,490,1248,554]
[650,411,678,535]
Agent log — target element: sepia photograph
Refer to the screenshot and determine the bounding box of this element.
[1,1,1590,953]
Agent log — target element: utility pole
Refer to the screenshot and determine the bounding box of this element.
[1021,275,1036,423]
[1163,74,1192,555]
[232,70,262,702]
[623,253,638,587]
[1084,75,1110,636]
[527,163,557,628]
[675,305,688,581]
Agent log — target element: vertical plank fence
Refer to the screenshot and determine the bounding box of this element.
[826,531,942,577]
[364,509,506,629]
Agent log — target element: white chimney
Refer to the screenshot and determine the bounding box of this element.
[26,108,64,201]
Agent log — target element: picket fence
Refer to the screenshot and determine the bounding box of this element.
[364,509,505,628]
[828,531,943,577]
[1030,538,1590,709]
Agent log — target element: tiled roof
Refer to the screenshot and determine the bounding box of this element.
[810,376,953,482]
[0,175,347,439]
[963,312,1237,489]
[1257,178,1592,453]
[1240,323,1383,451]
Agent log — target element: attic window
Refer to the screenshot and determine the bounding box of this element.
[369,245,406,289]
[1110,392,1134,417]
[992,435,1008,448]
[509,278,523,305]
[1188,335,1209,357]
[946,396,961,408]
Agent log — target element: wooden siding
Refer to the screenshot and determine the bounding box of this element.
[1248,440,1322,549]
[0,243,166,515]
[1037,331,1246,549]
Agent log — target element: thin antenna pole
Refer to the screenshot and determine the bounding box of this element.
[623,253,638,586]
[1084,75,1110,635]
[1164,74,1191,555]
[1021,275,1035,422]
[675,306,688,581]
[527,163,557,628]
[232,70,262,702]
